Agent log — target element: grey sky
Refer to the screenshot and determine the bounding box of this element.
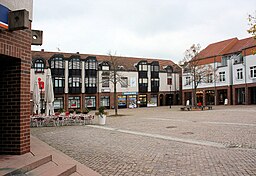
[32,0,256,63]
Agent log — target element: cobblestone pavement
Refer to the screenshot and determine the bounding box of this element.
[31,106,256,176]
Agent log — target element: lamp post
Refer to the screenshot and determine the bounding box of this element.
[169,85,172,108]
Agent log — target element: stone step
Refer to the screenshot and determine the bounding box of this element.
[39,165,77,176]
[25,161,57,176]
[2,155,52,176]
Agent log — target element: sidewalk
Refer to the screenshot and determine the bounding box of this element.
[0,135,100,176]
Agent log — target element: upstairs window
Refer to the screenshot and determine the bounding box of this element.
[69,77,81,87]
[151,65,159,72]
[120,77,128,88]
[102,77,110,87]
[250,66,256,78]
[85,58,97,70]
[139,78,148,84]
[34,59,45,73]
[237,68,243,80]
[54,77,64,87]
[69,58,81,69]
[50,57,64,69]
[167,78,172,85]
[151,78,159,86]
[185,77,191,85]
[207,74,213,83]
[85,77,96,87]
[219,72,226,82]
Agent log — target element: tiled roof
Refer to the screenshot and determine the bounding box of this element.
[197,38,238,59]
[32,51,180,72]
[224,37,256,55]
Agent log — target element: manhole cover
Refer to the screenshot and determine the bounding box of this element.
[181,132,194,135]
[166,126,177,129]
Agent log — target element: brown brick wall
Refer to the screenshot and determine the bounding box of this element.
[0,29,31,155]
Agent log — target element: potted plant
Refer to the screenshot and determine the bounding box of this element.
[82,107,90,114]
[95,106,107,125]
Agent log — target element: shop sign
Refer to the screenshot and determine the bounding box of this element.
[122,92,138,95]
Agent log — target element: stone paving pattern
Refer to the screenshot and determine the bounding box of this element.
[32,106,256,175]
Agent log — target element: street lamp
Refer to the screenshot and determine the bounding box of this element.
[169,85,172,108]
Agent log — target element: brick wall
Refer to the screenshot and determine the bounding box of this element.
[0,29,31,155]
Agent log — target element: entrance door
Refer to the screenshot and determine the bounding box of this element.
[159,94,164,106]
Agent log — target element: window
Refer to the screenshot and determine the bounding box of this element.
[54,77,64,87]
[102,77,110,87]
[138,62,148,71]
[139,78,148,84]
[250,66,256,78]
[85,58,97,70]
[167,78,172,85]
[85,77,96,87]
[221,56,229,66]
[219,72,226,82]
[69,77,81,87]
[54,97,64,109]
[237,68,243,80]
[100,96,110,107]
[151,65,159,72]
[102,65,109,70]
[207,74,213,83]
[68,96,80,109]
[50,57,64,69]
[34,59,44,73]
[185,77,191,85]
[121,77,128,88]
[69,58,81,69]
[151,78,159,86]
[85,96,96,108]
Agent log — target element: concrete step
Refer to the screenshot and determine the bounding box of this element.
[25,161,57,176]
[2,155,52,176]
[39,165,77,176]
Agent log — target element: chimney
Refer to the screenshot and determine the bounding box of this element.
[41,49,44,52]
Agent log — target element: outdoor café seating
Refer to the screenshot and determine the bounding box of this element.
[30,112,94,127]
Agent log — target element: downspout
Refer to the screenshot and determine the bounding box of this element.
[214,56,217,105]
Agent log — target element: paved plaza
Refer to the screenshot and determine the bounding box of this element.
[31,106,256,176]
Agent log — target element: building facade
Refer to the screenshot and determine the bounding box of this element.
[31,51,181,113]
[182,37,256,106]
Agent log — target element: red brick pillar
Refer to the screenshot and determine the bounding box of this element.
[0,29,31,155]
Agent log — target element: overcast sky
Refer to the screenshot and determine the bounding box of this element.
[32,0,255,63]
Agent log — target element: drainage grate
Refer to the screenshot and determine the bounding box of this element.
[166,126,177,129]
[181,132,194,135]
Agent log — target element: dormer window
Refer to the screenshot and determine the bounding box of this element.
[69,58,81,69]
[100,61,110,70]
[138,61,148,71]
[34,59,45,73]
[50,57,64,69]
[85,58,97,70]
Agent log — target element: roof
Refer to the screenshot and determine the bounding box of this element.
[32,51,180,72]
[197,38,238,59]
[224,37,256,55]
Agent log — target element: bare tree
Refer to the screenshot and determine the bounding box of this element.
[181,44,215,107]
[102,52,127,116]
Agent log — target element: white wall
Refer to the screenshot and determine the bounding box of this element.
[98,71,138,93]
[245,54,256,84]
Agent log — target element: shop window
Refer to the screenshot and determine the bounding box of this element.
[100,96,110,107]
[85,96,96,109]
[118,95,127,108]
[68,96,80,109]
[54,97,64,110]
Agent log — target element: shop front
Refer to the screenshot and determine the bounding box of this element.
[205,90,215,105]
[123,92,137,108]
[118,95,127,108]
[138,94,147,107]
